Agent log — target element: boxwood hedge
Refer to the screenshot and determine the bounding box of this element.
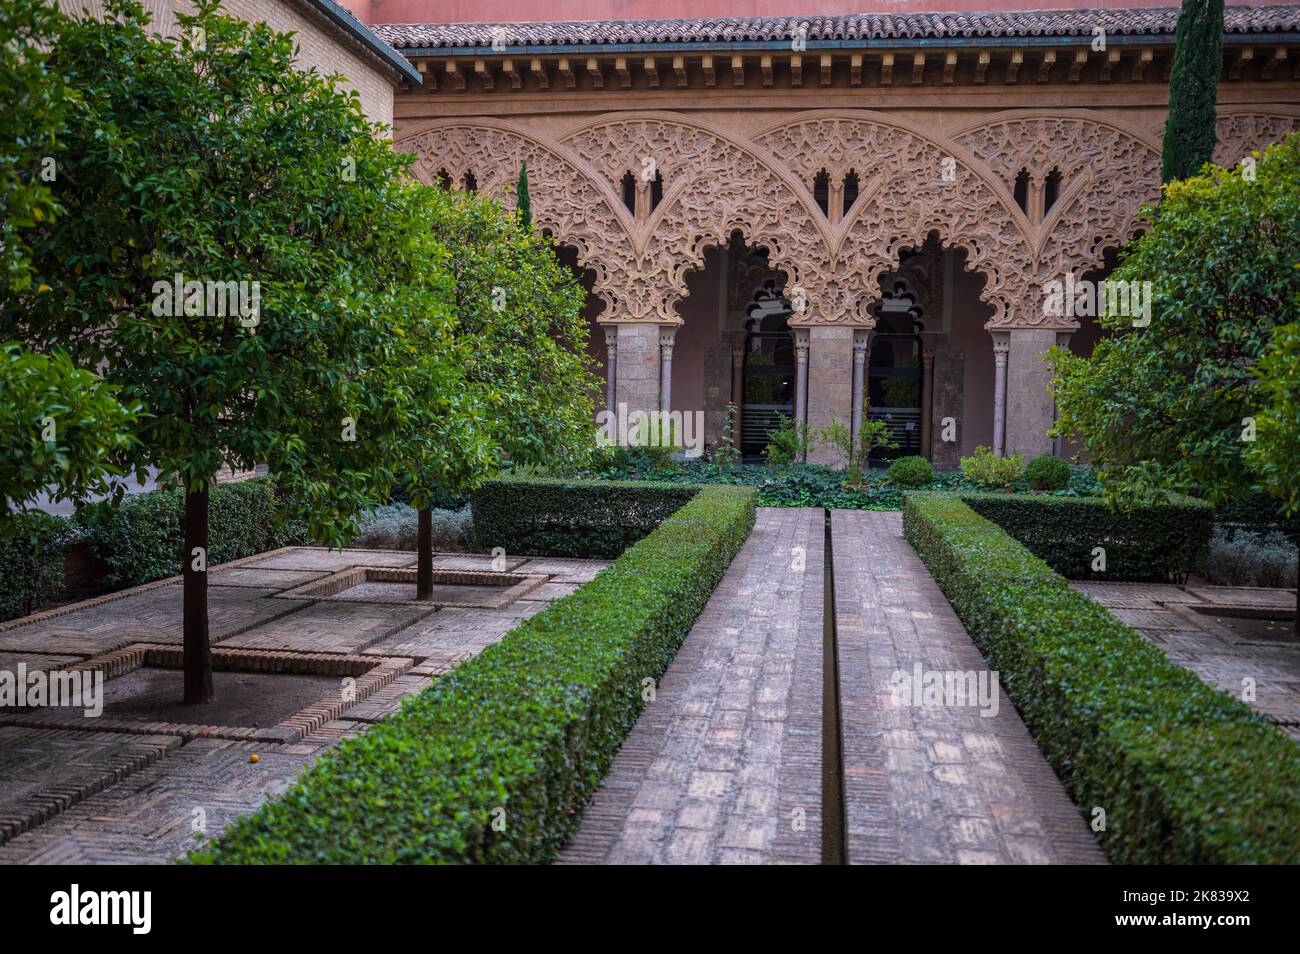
[471,475,700,558]
[193,482,757,864]
[903,494,1300,864]
[960,491,1212,582]
[0,513,77,622]
[76,476,306,589]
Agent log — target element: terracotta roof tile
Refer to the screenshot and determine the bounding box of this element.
[374,5,1300,50]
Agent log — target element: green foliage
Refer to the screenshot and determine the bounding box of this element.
[1052,133,1300,510]
[1248,320,1300,516]
[76,476,304,589]
[961,491,1212,582]
[1024,454,1071,492]
[710,404,740,472]
[471,476,700,558]
[903,494,1300,864]
[958,445,1024,489]
[762,416,810,470]
[430,186,600,492]
[1161,0,1224,183]
[193,484,756,864]
[0,0,66,295]
[0,511,76,622]
[6,0,447,542]
[0,343,138,513]
[516,159,532,230]
[886,455,934,488]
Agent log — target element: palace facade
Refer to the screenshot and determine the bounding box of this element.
[365,4,1300,464]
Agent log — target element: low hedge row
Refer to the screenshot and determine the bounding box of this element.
[76,477,306,590]
[0,477,307,621]
[960,492,1213,582]
[903,494,1300,864]
[0,513,77,622]
[195,482,758,864]
[470,475,700,558]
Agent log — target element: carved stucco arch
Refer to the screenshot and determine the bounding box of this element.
[950,111,1165,329]
[393,119,640,318]
[560,112,838,323]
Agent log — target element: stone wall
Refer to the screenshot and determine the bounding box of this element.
[58,0,398,127]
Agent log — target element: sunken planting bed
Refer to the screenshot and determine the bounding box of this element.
[195,480,757,864]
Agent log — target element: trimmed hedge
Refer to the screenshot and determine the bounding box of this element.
[471,475,700,558]
[0,513,77,622]
[961,491,1212,582]
[76,477,306,590]
[903,494,1300,864]
[194,483,758,864]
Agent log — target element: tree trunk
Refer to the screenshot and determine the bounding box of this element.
[183,486,213,704]
[417,507,432,600]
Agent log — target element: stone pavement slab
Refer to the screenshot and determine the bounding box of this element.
[832,511,1104,865]
[559,507,824,865]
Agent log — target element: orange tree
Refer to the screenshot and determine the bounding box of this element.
[6,1,462,703]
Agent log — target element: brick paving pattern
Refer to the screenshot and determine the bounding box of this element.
[559,508,825,865]
[1074,581,1300,739]
[832,511,1104,865]
[0,548,604,864]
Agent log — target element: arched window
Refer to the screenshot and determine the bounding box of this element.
[843,170,860,217]
[434,168,452,190]
[463,171,478,193]
[1013,168,1030,215]
[621,171,636,214]
[812,169,831,217]
[649,169,664,212]
[1044,167,1063,215]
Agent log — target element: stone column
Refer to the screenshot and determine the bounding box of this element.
[920,342,935,458]
[1004,328,1058,459]
[613,322,661,426]
[992,331,1010,457]
[793,328,809,461]
[731,341,745,448]
[602,324,617,412]
[1052,331,1072,457]
[806,325,855,466]
[659,325,677,413]
[850,331,869,458]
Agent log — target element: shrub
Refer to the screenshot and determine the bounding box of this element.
[471,476,700,559]
[961,491,1211,582]
[194,484,757,864]
[1025,455,1071,491]
[903,494,1300,864]
[1205,527,1299,588]
[0,512,77,622]
[959,445,1024,489]
[352,504,472,552]
[76,476,304,589]
[762,417,809,470]
[887,455,934,488]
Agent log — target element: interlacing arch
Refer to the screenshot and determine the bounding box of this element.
[560,113,837,323]
[393,120,640,318]
[395,108,1300,330]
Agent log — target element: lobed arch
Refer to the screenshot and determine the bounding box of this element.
[755,112,1034,327]
[560,112,838,323]
[393,119,641,317]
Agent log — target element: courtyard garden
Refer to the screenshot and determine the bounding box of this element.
[1,0,1298,874]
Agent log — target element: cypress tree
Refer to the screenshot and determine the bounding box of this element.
[517,159,532,230]
[1161,0,1225,182]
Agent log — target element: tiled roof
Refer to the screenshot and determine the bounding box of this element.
[374,6,1300,50]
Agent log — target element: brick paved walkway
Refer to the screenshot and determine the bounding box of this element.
[1074,581,1300,740]
[0,548,604,863]
[832,511,1104,864]
[559,508,825,864]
